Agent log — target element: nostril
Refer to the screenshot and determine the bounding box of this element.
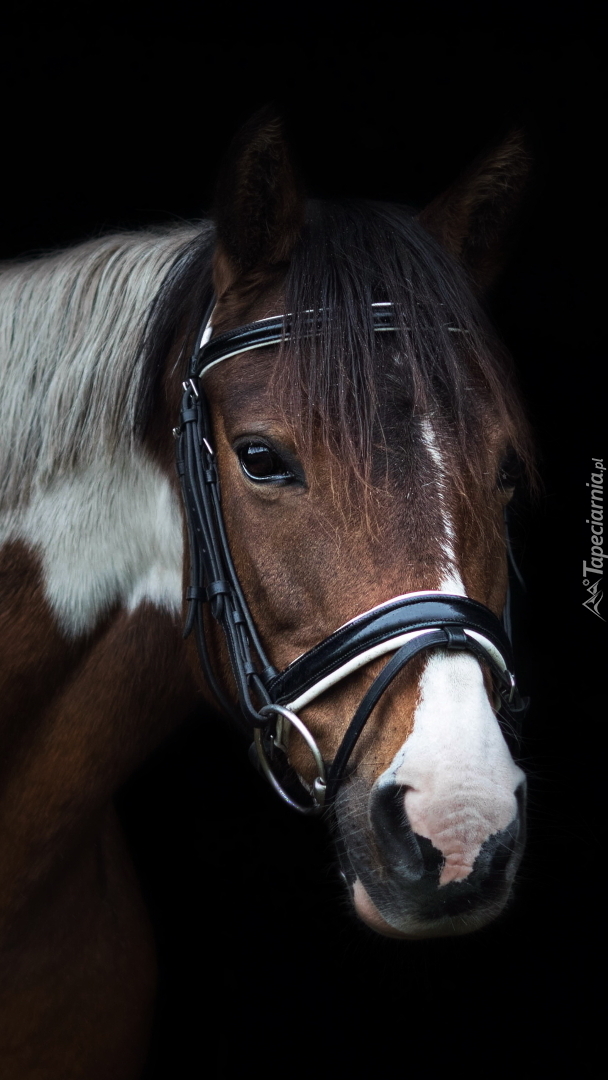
[370,783,443,882]
[371,782,408,840]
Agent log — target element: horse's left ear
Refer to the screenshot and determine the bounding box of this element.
[418,130,530,292]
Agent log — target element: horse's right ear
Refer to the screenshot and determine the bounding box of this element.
[213,109,304,298]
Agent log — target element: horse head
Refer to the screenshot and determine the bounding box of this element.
[172,112,534,938]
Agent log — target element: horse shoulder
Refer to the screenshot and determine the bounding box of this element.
[0,448,200,927]
[0,530,198,1076]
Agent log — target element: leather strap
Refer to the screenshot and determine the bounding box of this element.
[194,302,399,378]
[268,594,515,707]
[325,626,525,803]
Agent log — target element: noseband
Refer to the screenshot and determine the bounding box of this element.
[175,299,528,814]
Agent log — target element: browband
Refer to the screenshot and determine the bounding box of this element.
[191,301,399,378]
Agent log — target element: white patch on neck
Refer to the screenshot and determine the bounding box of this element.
[375,421,523,885]
[0,451,183,637]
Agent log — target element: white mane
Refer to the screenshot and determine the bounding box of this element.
[0,224,211,637]
[0,224,205,509]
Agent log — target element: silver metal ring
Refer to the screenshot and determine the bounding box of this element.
[255,705,327,816]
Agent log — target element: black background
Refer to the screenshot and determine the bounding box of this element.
[2,3,603,1077]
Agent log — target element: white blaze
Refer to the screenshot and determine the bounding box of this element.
[420,419,465,596]
[388,652,523,884]
[378,421,523,885]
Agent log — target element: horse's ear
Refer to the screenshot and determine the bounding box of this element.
[213,109,304,297]
[418,130,530,292]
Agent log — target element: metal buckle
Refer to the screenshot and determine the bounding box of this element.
[254,705,327,816]
[493,670,517,713]
[182,378,199,398]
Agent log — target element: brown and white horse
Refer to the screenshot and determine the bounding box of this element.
[0,115,533,1076]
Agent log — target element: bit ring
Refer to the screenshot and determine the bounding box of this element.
[254,704,327,816]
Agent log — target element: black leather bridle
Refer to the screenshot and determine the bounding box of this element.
[175,298,528,814]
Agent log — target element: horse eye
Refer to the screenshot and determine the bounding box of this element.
[498,448,522,491]
[238,443,294,483]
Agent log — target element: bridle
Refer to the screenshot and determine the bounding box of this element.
[175,298,528,815]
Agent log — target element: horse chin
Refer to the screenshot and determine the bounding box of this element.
[351,878,505,940]
[352,879,411,938]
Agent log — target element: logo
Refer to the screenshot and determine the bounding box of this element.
[582,457,605,621]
